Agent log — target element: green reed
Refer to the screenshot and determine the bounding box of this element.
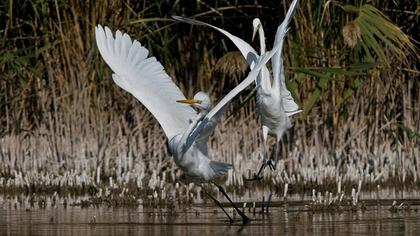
[0,0,418,197]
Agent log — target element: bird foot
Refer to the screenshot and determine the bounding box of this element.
[242,216,251,225]
[243,173,263,182]
[267,159,276,170]
[253,173,263,183]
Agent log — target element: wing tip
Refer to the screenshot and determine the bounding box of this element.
[171,15,182,21]
[95,24,105,39]
[172,15,207,26]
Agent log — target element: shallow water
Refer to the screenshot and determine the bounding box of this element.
[1,200,420,236]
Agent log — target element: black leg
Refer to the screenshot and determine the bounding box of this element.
[202,186,234,224]
[254,140,279,180]
[266,191,273,213]
[272,140,280,170]
[244,159,268,182]
[267,159,275,171]
[212,182,251,225]
[264,141,279,213]
[255,160,267,180]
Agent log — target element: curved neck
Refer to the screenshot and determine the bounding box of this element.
[258,25,266,54]
[177,110,207,157]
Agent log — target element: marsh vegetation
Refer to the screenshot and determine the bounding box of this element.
[0,0,419,204]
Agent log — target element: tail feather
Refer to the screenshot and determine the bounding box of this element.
[210,161,233,177]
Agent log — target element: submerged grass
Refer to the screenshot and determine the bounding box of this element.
[0,0,419,202]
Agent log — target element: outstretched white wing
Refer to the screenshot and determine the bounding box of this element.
[172,16,271,91]
[173,16,258,64]
[95,25,197,140]
[272,0,301,115]
[183,43,283,152]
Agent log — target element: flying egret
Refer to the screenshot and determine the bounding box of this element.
[95,25,281,224]
[173,0,301,180]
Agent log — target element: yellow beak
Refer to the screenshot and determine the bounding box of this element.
[176,99,200,105]
[252,27,257,42]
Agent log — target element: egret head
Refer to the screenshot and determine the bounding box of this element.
[176,91,211,111]
[252,18,262,42]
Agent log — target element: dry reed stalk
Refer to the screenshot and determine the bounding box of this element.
[0,1,418,200]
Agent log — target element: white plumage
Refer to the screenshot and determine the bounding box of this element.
[173,0,301,170]
[95,26,197,141]
[95,24,281,182]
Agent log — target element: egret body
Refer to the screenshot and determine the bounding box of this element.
[173,0,301,178]
[95,25,281,223]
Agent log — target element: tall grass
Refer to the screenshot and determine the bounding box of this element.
[0,0,419,197]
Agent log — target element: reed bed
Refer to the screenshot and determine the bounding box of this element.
[0,0,419,202]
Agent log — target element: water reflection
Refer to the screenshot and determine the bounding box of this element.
[1,202,420,235]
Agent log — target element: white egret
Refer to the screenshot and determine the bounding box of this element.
[173,0,301,180]
[95,25,281,224]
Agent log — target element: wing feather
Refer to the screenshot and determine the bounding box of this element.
[184,43,283,152]
[172,15,271,91]
[272,0,301,114]
[272,0,299,82]
[95,25,197,140]
[173,16,258,64]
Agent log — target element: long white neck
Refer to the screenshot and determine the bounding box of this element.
[176,110,207,158]
[255,23,272,94]
[258,25,266,54]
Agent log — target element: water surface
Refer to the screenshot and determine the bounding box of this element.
[1,199,420,236]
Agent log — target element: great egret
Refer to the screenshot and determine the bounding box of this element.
[173,0,301,180]
[95,25,281,224]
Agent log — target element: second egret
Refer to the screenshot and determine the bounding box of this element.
[173,0,301,180]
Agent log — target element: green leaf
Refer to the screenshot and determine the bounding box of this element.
[302,88,321,118]
[396,123,420,141]
[337,88,355,107]
[295,68,333,82]
[347,62,379,70]
[348,3,416,66]
[342,5,360,13]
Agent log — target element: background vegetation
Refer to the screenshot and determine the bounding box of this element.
[0,0,419,199]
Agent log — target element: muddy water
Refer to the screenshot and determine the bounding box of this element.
[1,201,420,236]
